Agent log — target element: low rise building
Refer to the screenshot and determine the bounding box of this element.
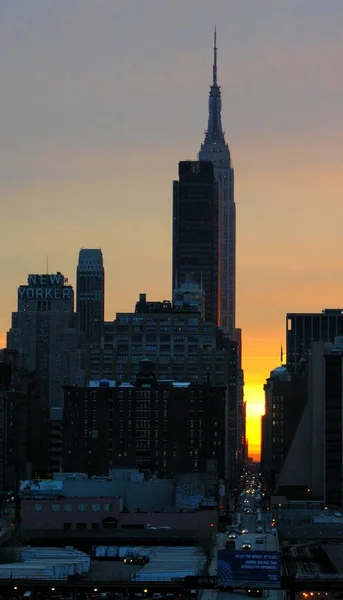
[18,473,217,531]
[62,361,229,481]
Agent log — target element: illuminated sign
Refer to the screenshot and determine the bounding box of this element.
[217,549,281,588]
[19,479,63,493]
[19,287,72,299]
[18,273,72,300]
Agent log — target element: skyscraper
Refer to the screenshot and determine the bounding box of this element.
[199,30,236,338]
[76,248,105,346]
[172,160,219,325]
[7,272,85,407]
[286,308,343,373]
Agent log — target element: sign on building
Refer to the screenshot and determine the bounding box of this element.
[217,549,281,589]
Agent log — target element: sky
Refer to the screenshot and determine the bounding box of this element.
[1,0,343,460]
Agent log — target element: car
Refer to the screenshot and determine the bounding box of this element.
[256,536,264,544]
[242,541,251,550]
[228,533,238,539]
[256,526,263,533]
[246,589,263,597]
[241,528,249,534]
[123,556,133,564]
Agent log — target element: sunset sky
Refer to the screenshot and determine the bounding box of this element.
[1,0,343,461]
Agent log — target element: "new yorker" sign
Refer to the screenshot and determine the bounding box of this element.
[18,273,72,300]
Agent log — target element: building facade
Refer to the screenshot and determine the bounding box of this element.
[76,249,105,346]
[172,160,219,326]
[63,364,229,480]
[271,339,343,507]
[261,366,306,493]
[286,308,343,373]
[113,293,233,385]
[7,272,85,407]
[198,30,235,338]
[0,352,50,491]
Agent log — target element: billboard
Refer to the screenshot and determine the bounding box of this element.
[217,549,281,589]
[19,480,63,494]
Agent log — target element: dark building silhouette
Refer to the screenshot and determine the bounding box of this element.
[77,249,105,346]
[173,161,219,326]
[0,352,49,491]
[63,362,228,479]
[286,308,343,373]
[261,365,306,493]
[7,272,84,407]
[324,352,343,508]
[270,337,343,504]
[198,29,236,337]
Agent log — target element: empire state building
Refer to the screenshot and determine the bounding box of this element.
[199,29,236,338]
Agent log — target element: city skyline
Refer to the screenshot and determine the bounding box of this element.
[1,1,343,459]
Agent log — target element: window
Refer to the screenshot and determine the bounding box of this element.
[63,503,72,512]
[34,503,42,512]
[51,503,60,512]
[92,504,101,512]
[76,522,87,529]
[78,503,87,512]
[92,522,100,529]
[104,503,113,512]
[64,522,72,530]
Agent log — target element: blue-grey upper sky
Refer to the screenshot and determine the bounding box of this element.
[1,0,343,436]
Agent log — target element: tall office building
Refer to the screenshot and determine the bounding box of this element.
[76,248,105,346]
[198,30,235,337]
[173,160,219,325]
[7,272,85,407]
[286,308,343,373]
[273,339,343,506]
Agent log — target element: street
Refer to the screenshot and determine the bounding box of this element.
[201,474,282,600]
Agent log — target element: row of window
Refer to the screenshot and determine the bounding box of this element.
[34,502,114,513]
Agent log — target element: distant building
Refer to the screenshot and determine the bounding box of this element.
[113,293,235,386]
[87,320,114,382]
[112,294,243,484]
[274,338,343,508]
[172,160,219,326]
[7,272,85,407]
[76,249,105,346]
[173,278,206,321]
[261,365,306,492]
[286,308,343,373]
[18,471,217,531]
[0,352,50,491]
[198,30,236,337]
[63,361,229,481]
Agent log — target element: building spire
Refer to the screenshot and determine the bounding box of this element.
[213,26,217,85]
[201,27,225,146]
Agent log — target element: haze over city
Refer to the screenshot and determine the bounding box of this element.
[1,0,343,459]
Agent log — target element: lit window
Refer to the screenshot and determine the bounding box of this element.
[78,504,87,512]
[34,503,42,512]
[64,504,72,512]
[92,504,101,512]
[51,504,60,512]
